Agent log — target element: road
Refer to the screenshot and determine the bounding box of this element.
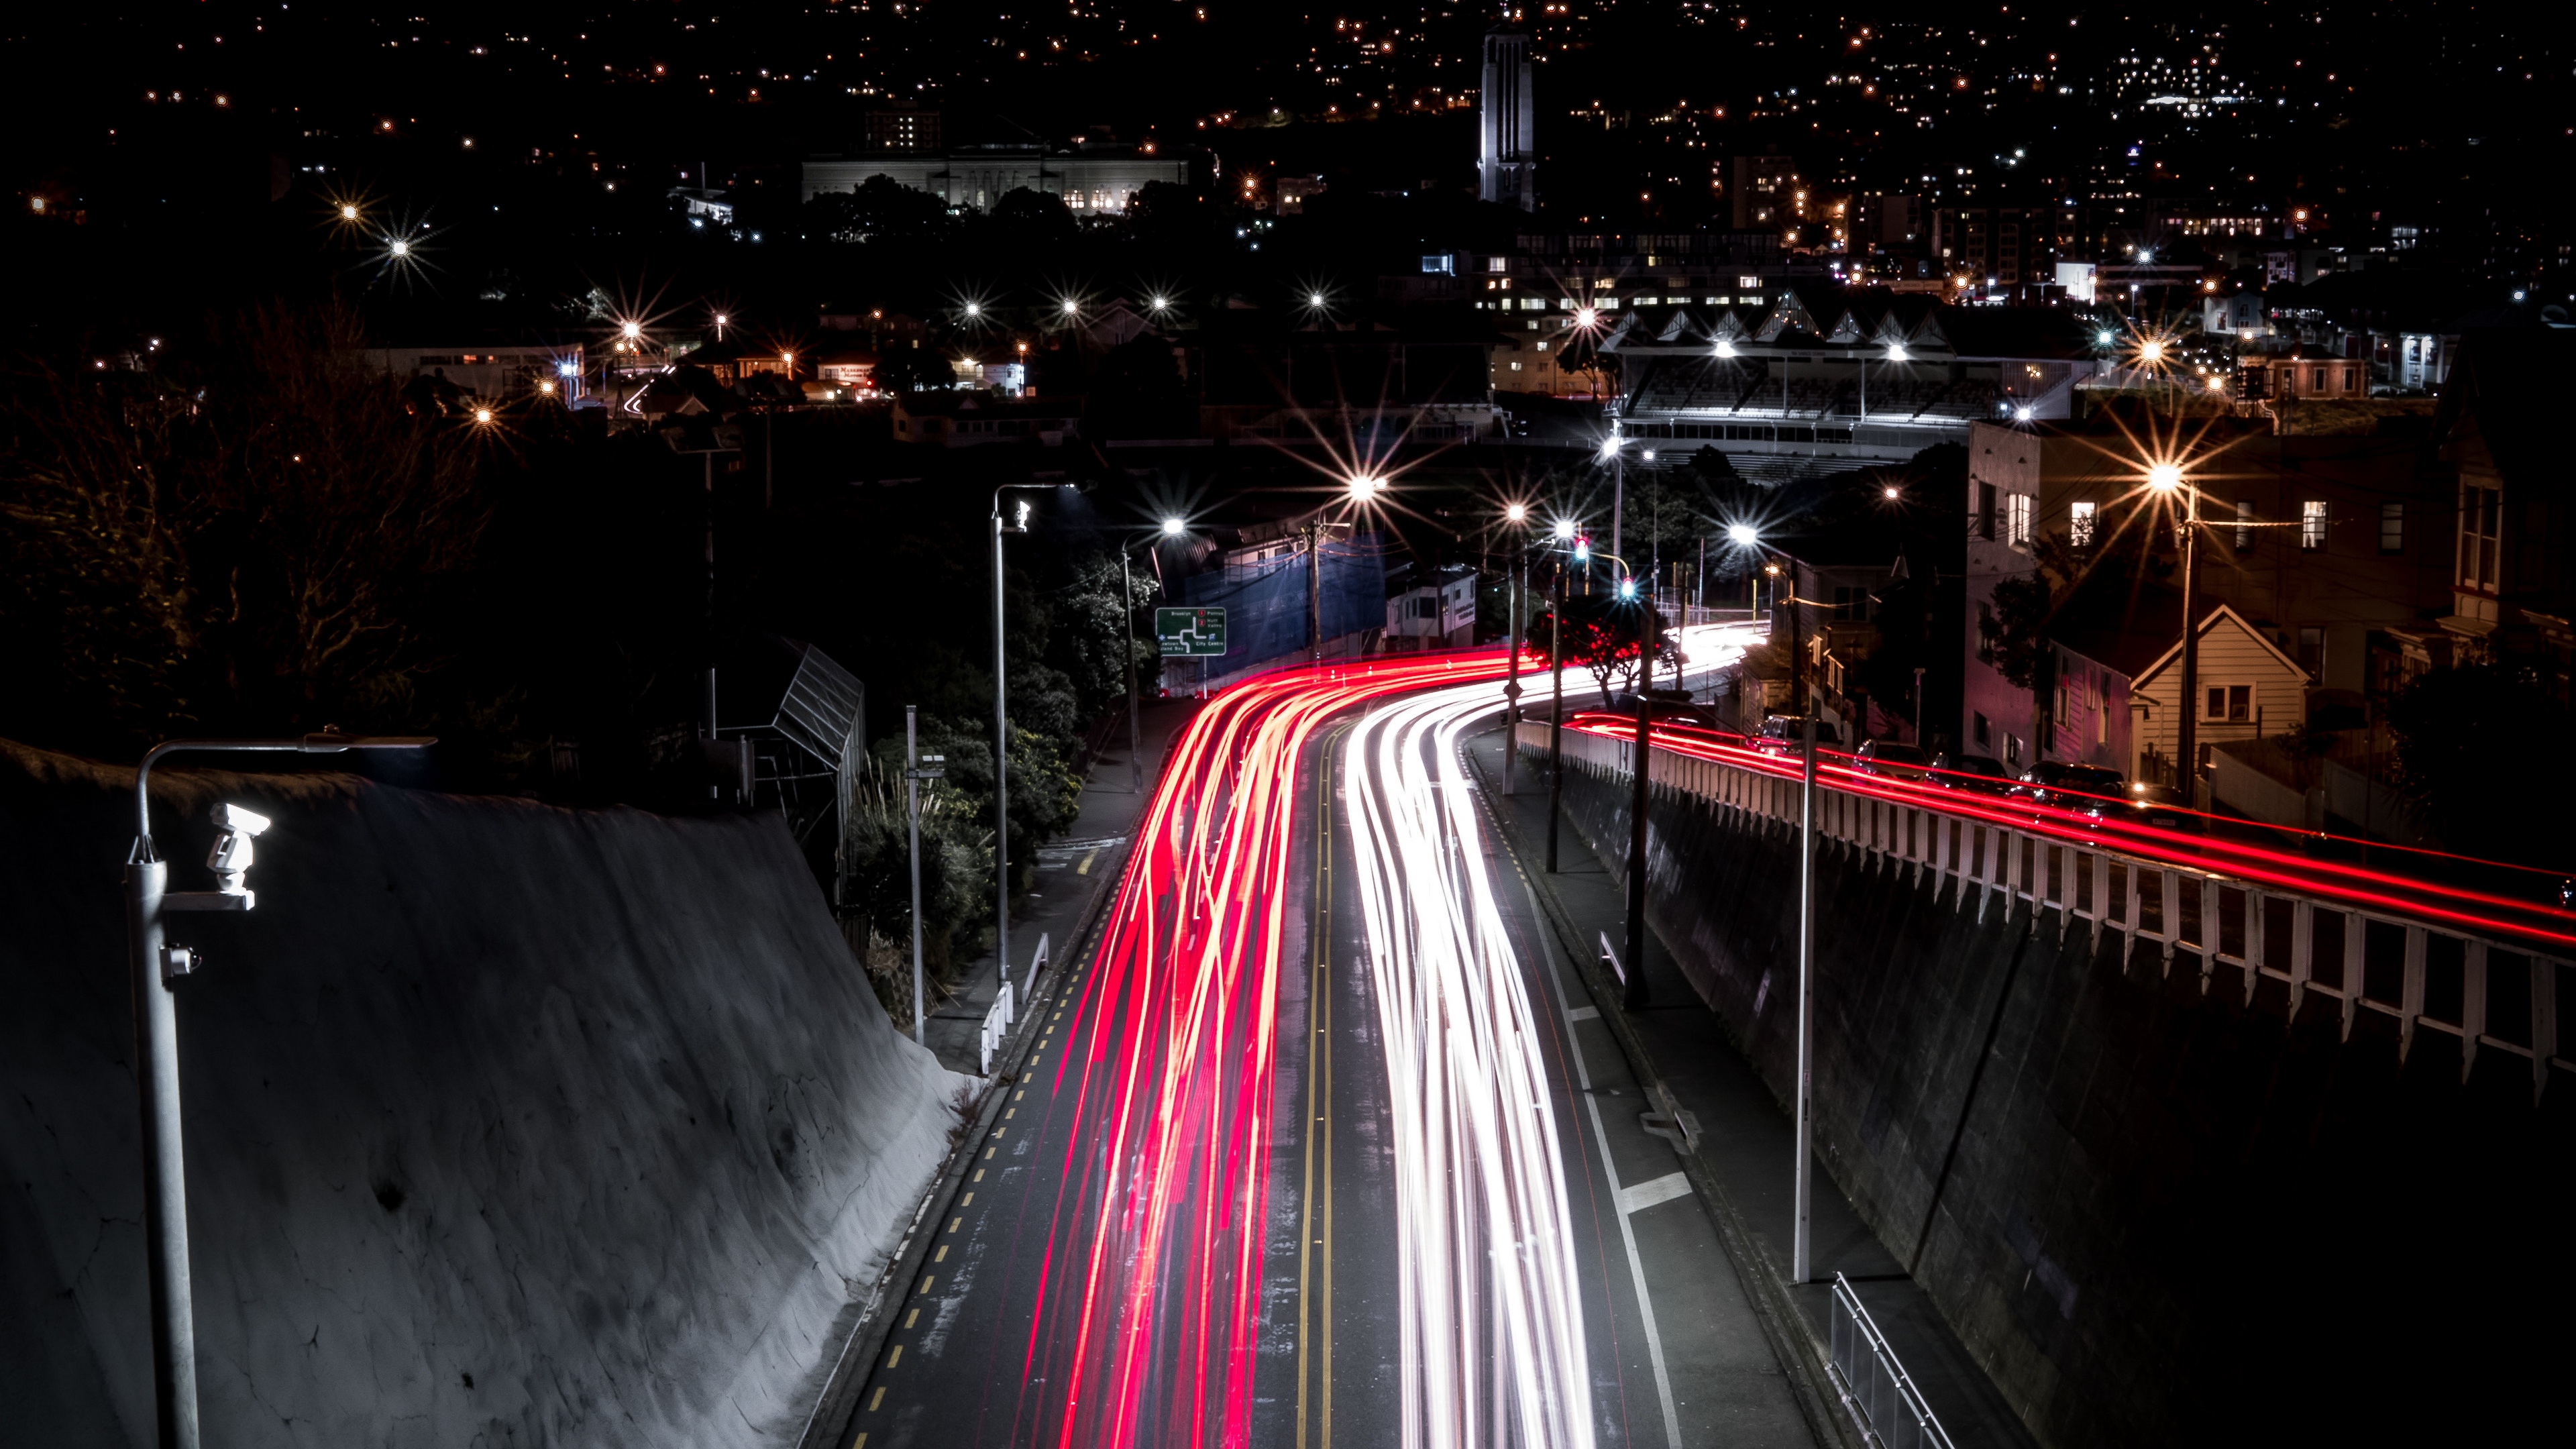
[833,654,1816,1449]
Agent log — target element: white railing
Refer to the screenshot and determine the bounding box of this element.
[1828,1273,1956,1449]
[1520,721,2573,1099]
[979,932,1052,1076]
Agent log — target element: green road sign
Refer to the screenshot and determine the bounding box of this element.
[1155,606,1229,657]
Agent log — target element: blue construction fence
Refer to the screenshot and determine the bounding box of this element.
[1173,532,1390,674]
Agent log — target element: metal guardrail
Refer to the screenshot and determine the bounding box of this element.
[1599,930,1625,988]
[1521,720,2575,1099]
[1827,1273,1956,1449]
[977,931,1050,1075]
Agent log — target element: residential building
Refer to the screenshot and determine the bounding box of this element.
[2237,349,2369,402]
[2128,604,2314,784]
[2429,328,2576,702]
[890,393,1079,446]
[1960,411,2459,783]
[1384,564,1479,650]
[1930,205,2059,292]
[364,345,585,402]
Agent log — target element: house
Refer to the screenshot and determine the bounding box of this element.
[814,348,879,390]
[2127,603,2312,786]
[1383,564,1478,651]
[2238,347,2368,404]
[890,393,1080,447]
[364,345,585,402]
[2428,327,2576,703]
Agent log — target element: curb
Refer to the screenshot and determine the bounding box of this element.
[1465,724,1866,1449]
[796,768,1153,1449]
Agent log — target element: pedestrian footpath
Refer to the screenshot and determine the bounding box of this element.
[1465,724,2039,1449]
[917,700,1191,1077]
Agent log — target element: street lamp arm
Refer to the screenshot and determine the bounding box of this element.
[133,735,436,859]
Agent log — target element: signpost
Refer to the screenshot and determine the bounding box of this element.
[1155,606,1229,657]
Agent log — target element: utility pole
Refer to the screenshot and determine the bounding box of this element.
[1305,520,1326,666]
[1792,702,1817,1283]
[1547,561,1567,873]
[2176,490,2202,802]
[994,504,1010,994]
[1624,665,1654,1010]
[904,708,928,1044]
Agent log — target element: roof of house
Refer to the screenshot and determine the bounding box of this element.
[2433,325,2576,486]
[2129,601,2311,689]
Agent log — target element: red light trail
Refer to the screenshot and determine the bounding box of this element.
[1014,652,1513,1448]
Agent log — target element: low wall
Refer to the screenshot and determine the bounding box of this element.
[1,741,964,1448]
[1530,738,2569,1444]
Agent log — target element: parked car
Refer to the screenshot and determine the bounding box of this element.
[1852,739,1931,780]
[2123,783,2208,837]
[2008,762,2130,818]
[1753,714,1845,755]
[1599,691,1748,746]
[1928,753,2013,794]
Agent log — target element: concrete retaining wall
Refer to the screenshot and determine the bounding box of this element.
[1,741,965,1448]
[1534,741,2569,1444]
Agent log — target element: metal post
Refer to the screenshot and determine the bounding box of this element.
[1610,442,1625,561]
[906,706,926,1045]
[1624,680,1654,1010]
[992,511,1011,991]
[1793,706,1818,1283]
[125,853,197,1449]
[2176,488,2201,802]
[1307,521,1325,666]
[1915,665,1927,747]
[704,451,721,801]
[1122,547,1144,794]
[1504,551,1523,796]
[1547,563,1566,873]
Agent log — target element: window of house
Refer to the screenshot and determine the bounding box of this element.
[1977,482,1997,539]
[1831,586,1870,621]
[2297,627,2324,677]
[2053,682,2070,726]
[2236,500,2257,550]
[2203,684,2253,722]
[1976,602,1996,663]
[2459,483,2502,589]
[1973,710,1991,747]
[2006,492,2032,547]
[2379,501,2404,553]
[2070,500,2097,547]
[2300,500,2328,550]
[2004,733,2023,767]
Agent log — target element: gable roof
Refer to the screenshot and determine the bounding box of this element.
[2129,602,2310,690]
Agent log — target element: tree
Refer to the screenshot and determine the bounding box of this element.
[1982,512,2171,690]
[989,187,1077,246]
[873,343,957,394]
[801,174,955,245]
[1531,590,1677,709]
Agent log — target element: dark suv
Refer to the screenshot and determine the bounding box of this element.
[1754,715,1844,755]
[1852,739,1931,780]
[1929,753,2012,794]
[2008,762,2129,817]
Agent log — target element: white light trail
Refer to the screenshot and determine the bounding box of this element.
[1343,682,1594,1449]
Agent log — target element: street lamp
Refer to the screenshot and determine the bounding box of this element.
[1348,473,1383,503]
[1501,502,1534,797]
[990,483,1072,996]
[1161,515,1187,537]
[123,733,433,1449]
[1591,545,1655,1012]
[1600,426,1628,560]
[2147,462,2201,794]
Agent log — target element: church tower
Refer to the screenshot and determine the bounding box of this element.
[1479,25,1537,211]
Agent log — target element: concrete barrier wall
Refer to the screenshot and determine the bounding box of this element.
[1532,741,2569,1444]
[1,741,965,1448]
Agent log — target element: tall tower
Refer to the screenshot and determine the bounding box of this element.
[1479,25,1537,211]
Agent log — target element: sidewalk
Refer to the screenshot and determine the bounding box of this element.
[1465,725,2038,1449]
[917,700,1192,1076]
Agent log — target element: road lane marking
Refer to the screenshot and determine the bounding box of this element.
[1567,1005,1601,1022]
[868,1387,885,1411]
[1619,1173,1694,1216]
[1520,869,1686,1449]
[932,1245,947,1263]
[960,1192,973,1205]
[885,1346,902,1367]
[918,1275,932,1293]
[947,1218,962,1233]
[904,1309,919,1328]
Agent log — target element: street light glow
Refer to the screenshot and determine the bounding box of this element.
[2139,338,2165,364]
[1727,523,1759,546]
[1882,484,1902,500]
[1574,306,1599,328]
[2147,463,2184,492]
[1161,516,1187,536]
[1348,474,1383,502]
[1063,299,1081,317]
[1150,295,1170,311]
[1713,338,1737,358]
[1505,502,1528,523]
[621,321,643,340]
[388,238,411,257]
[1309,291,1328,308]
[1886,343,1909,362]
[964,302,982,318]
[472,407,495,425]
[339,203,359,221]
[1554,518,1578,541]
[1617,576,1637,600]
[1598,435,1620,460]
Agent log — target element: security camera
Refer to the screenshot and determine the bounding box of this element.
[207,804,272,897]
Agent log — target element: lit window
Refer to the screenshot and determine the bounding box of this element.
[2235,500,2256,550]
[2070,500,2096,547]
[2300,500,2327,551]
[2005,492,2032,546]
[2203,684,2253,722]
[2379,501,2404,554]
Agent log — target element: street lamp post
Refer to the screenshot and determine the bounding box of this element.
[2150,464,2201,796]
[124,732,432,1449]
[990,484,1064,994]
[1503,503,1529,795]
[1596,549,1655,1012]
[1546,521,1575,871]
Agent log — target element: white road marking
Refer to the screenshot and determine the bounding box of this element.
[1619,1173,1695,1216]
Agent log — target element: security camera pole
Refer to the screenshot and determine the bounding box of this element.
[123,732,431,1449]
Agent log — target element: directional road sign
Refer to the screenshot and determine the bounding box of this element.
[1155,606,1229,657]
